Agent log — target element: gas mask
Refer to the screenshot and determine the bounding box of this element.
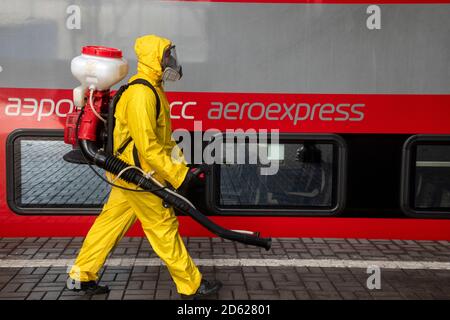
[162,45,183,82]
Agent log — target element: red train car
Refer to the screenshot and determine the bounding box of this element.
[1,0,450,240]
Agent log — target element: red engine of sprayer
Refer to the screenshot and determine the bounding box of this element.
[64,90,112,147]
[64,90,111,147]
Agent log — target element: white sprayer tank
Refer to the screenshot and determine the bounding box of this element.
[71,46,128,107]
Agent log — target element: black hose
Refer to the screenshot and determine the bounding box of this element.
[80,140,272,251]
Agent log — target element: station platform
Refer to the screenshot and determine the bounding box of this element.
[0,237,449,300]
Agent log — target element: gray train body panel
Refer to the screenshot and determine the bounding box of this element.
[0,1,449,94]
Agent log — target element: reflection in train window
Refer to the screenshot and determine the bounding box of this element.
[12,136,109,210]
[414,144,450,210]
[217,142,336,210]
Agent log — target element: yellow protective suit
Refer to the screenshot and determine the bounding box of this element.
[69,35,202,295]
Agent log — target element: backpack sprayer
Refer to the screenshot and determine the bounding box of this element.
[63,46,272,251]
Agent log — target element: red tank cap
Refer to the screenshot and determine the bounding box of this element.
[81,46,123,58]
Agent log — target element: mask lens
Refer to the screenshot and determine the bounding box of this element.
[162,45,182,82]
[163,46,179,69]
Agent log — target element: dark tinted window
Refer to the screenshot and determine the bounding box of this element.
[414,144,450,209]
[11,136,109,210]
[218,142,336,209]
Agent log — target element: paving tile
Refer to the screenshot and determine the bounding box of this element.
[26,291,46,300]
[107,290,124,300]
[42,291,62,300]
[1,282,21,293]
[0,292,29,300]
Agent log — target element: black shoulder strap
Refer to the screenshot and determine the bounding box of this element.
[132,144,141,169]
[111,79,161,169]
[116,136,132,155]
[114,136,141,169]
[127,78,161,118]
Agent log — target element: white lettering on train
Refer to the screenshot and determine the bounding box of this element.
[4,97,74,121]
[4,97,365,125]
[170,101,196,120]
[207,102,365,125]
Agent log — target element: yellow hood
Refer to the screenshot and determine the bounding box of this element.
[134,34,172,85]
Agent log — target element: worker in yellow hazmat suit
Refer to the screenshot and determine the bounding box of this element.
[67,35,222,299]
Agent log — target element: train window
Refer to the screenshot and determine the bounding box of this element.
[205,134,346,216]
[401,135,450,218]
[6,130,108,214]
